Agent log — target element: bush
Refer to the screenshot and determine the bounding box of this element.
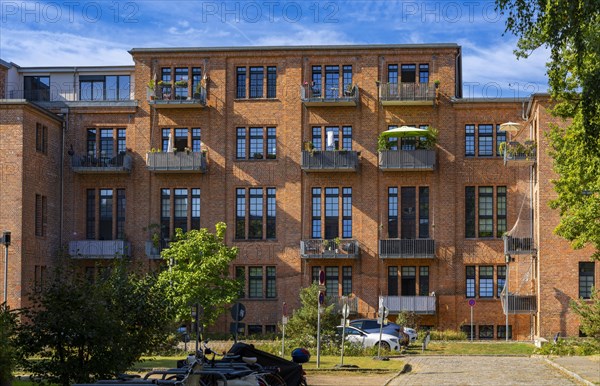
[535,338,600,356]
[0,303,18,384]
[429,329,467,341]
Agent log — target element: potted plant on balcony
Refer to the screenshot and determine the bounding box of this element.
[253,152,263,159]
[147,79,156,100]
[333,237,341,253]
[175,80,189,88]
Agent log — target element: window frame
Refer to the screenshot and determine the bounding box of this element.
[235,187,277,240]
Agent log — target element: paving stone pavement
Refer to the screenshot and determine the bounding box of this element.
[387,356,578,386]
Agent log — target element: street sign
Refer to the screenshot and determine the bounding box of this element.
[342,304,350,319]
[231,302,246,321]
[282,301,288,317]
[378,306,389,318]
[319,270,325,285]
[468,299,476,307]
[318,291,325,305]
[282,316,288,325]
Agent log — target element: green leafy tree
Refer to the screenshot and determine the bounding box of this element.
[285,284,339,347]
[496,0,600,258]
[570,289,600,339]
[158,222,241,328]
[17,262,173,386]
[0,303,18,386]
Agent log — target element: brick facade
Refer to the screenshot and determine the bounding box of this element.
[0,44,597,340]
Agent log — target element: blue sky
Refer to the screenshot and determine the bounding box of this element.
[0,0,549,97]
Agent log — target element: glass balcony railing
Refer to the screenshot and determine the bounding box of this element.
[69,240,131,259]
[382,295,436,315]
[300,239,359,258]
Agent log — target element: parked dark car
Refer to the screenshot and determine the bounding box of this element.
[349,319,411,346]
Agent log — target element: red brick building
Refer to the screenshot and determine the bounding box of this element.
[0,44,597,340]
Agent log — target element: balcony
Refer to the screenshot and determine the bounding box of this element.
[502,294,537,314]
[378,150,436,170]
[379,83,435,106]
[382,296,436,315]
[145,240,170,259]
[300,84,359,107]
[504,236,535,255]
[301,150,359,172]
[300,239,359,259]
[71,153,132,174]
[146,152,207,173]
[502,141,536,167]
[147,85,206,109]
[69,240,131,259]
[8,88,138,109]
[328,296,359,315]
[379,239,435,259]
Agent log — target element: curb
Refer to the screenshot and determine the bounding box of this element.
[544,358,595,386]
[384,363,411,386]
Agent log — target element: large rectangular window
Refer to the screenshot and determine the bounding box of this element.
[479,266,494,298]
[236,67,246,98]
[342,188,352,238]
[401,187,416,239]
[497,187,507,237]
[99,189,113,240]
[465,187,476,238]
[24,76,50,101]
[342,266,352,296]
[160,188,200,238]
[36,123,48,154]
[80,75,130,101]
[249,267,263,298]
[325,266,339,295]
[311,126,352,150]
[238,266,277,299]
[401,64,416,83]
[236,127,276,160]
[267,66,277,98]
[478,124,494,156]
[174,68,189,99]
[579,262,595,299]
[235,188,276,240]
[419,266,430,296]
[497,265,506,298]
[266,266,277,298]
[116,189,126,240]
[324,188,339,239]
[249,66,264,98]
[465,125,475,156]
[479,325,494,340]
[311,66,322,97]
[86,189,95,239]
[478,187,493,237]
[466,266,476,298]
[236,66,277,99]
[419,64,429,84]
[324,65,339,98]
[388,187,399,238]
[419,187,430,238]
[312,188,322,239]
[496,124,506,156]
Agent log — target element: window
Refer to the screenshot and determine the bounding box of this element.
[497,325,512,340]
[236,66,277,99]
[461,325,474,340]
[86,188,125,240]
[161,127,202,152]
[236,127,277,160]
[342,266,352,296]
[266,266,277,298]
[249,267,263,298]
[419,266,430,296]
[465,125,475,156]
[479,187,493,237]
[387,186,429,239]
[401,266,416,296]
[24,76,50,101]
[265,325,277,334]
[388,64,398,84]
[236,266,246,298]
[311,65,352,97]
[388,266,398,296]
[161,67,172,97]
[497,265,506,298]
[579,262,595,299]
[419,64,429,84]
[466,266,475,298]
[466,186,507,239]
[466,123,507,157]
[478,124,494,156]
[479,266,494,298]
[174,67,188,100]
[312,187,352,240]
[35,194,47,237]
[36,123,48,154]
[326,266,339,295]
[235,188,276,240]
[311,126,352,150]
[160,188,201,238]
[311,266,320,284]
[248,325,262,335]
[34,265,46,293]
[237,266,277,299]
[80,75,130,101]
[479,325,494,340]
[311,265,352,297]
[401,64,416,83]
[86,128,126,159]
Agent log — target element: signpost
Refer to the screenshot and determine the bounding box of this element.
[340,300,350,366]
[317,270,325,369]
[377,304,389,358]
[231,302,246,343]
[468,299,476,342]
[281,302,288,357]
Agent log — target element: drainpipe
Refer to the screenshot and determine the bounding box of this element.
[59,108,68,249]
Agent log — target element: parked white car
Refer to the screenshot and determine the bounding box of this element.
[403,327,418,343]
[336,325,400,351]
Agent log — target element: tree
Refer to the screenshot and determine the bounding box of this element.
[17,262,173,386]
[157,222,241,329]
[570,289,600,339]
[0,303,18,386]
[284,284,339,348]
[495,0,600,258]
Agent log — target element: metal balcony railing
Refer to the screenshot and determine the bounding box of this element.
[300,239,359,258]
[145,240,170,259]
[69,240,131,258]
[502,294,537,314]
[146,152,207,173]
[328,296,359,315]
[503,141,536,166]
[147,85,206,108]
[301,150,359,172]
[382,295,436,314]
[378,149,436,170]
[379,82,435,104]
[504,236,535,255]
[71,153,132,173]
[9,87,134,102]
[379,239,435,258]
[300,84,359,106]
